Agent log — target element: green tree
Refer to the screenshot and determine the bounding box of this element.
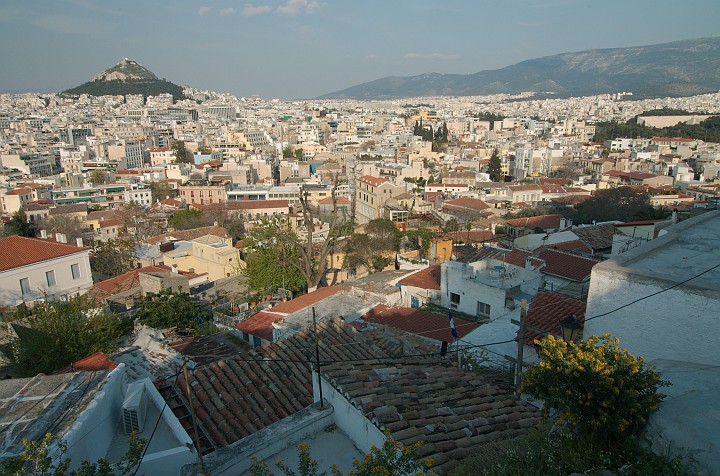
[8,210,34,237]
[294,148,304,161]
[171,139,193,163]
[89,170,108,185]
[149,181,173,203]
[243,218,306,295]
[171,208,206,230]
[134,290,214,334]
[345,218,400,273]
[89,237,137,280]
[1,432,146,475]
[5,295,124,376]
[487,149,502,182]
[283,146,294,158]
[39,214,87,243]
[522,334,669,440]
[572,187,666,224]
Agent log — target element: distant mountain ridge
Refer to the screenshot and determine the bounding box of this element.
[318,37,720,100]
[63,58,185,100]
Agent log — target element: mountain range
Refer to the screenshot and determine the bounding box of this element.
[62,59,185,100]
[318,37,720,100]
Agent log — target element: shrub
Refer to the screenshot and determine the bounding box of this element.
[522,334,669,439]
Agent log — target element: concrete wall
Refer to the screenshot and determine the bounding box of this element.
[585,265,720,366]
[314,372,386,455]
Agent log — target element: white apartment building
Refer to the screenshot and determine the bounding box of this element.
[0,235,93,307]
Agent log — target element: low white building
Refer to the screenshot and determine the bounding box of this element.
[0,234,93,307]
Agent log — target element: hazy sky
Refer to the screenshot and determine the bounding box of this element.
[1,0,719,99]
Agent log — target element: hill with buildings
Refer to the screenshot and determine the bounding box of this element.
[318,37,720,100]
[62,58,185,100]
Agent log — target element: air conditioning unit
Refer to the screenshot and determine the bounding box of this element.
[122,381,147,434]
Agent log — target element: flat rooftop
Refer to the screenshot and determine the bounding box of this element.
[611,210,720,289]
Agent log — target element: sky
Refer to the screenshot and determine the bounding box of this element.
[1,0,719,99]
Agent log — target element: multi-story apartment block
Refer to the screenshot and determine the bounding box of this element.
[0,153,54,177]
[355,175,409,225]
[178,183,228,206]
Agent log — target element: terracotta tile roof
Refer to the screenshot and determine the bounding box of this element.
[89,265,171,297]
[542,239,593,255]
[322,361,539,474]
[443,197,491,212]
[50,203,88,215]
[145,225,229,245]
[0,236,88,272]
[357,175,389,187]
[51,352,118,374]
[651,137,696,142]
[170,318,439,448]
[572,224,624,251]
[318,196,352,205]
[168,334,242,366]
[536,249,600,282]
[397,265,441,290]
[505,214,563,230]
[234,311,280,342]
[361,304,480,342]
[521,291,586,345]
[499,249,543,269]
[267,286,351,315]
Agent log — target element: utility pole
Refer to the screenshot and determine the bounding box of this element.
[514,299,527,397]
[312,307,324,409]
[183,356,209,475]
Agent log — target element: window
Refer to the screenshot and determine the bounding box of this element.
[71,263,80,280]
[20,278,31,295]
[450,292,460,310]
[46,271,56,287]
[476,301,491,318]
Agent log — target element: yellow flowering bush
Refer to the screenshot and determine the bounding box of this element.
[522,334,669,438]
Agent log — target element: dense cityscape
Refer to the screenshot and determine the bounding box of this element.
[1,9,719,476]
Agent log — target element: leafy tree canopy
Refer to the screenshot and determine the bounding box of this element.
[570,187,666,224]
[134,290,214,334]
[487,149,503,182]
[89,237,137,281]
[7,210,34,237]
[4,296,124,376]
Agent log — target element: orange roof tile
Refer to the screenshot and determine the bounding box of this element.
[362,304,480,342]
[357,175,389,187]
[521,292,586,345]
[0,236,88,272]
[397,265,441,290]
[268,286,350,314]
[536,249,600,282]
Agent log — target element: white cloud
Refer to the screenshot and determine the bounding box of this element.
[366,54,377,60]
[276,0,320,16]
[219,7,237,16]
[404,52,459,60]
[197,6,211,16]
[241,4,273,16]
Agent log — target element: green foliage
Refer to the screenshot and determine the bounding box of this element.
[487,149,502,182]
[637,107,692,117]
[345,218,400,273]
[171,208,206,230]
[476,112,505,128]
[63,78,185,101]
[522,334,669,439]
[242,218,306,295]
[149,181,173,203]
[133,290,214,334]
[0,431,146,476]
[8,210,34,237]
[5,295,123,376]
[249,438,430,476]
[570,188,666,224]
[171,140,193,163]
[592,115,720,143]
[294,148,304,161]
[449,425,684,476]
[89,237,137,280]
[283,146,293,158]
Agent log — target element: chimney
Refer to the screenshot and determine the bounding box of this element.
[76,237,83,247]
[171,264,179,274]
[40,229,47,239]
[525,256,533,270]
[56,233,67,244]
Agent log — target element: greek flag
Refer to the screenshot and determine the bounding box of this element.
[449,308,458,339]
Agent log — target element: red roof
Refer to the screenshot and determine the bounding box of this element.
[357,175,389,187]
[651,137,696,142]
[521,292,586,345]
[542,240,593,254]
[318,196,352,205]
[397,265,441,290]
[361,304,480,342]
[500,249,543,269]
[505,214,563,230]
[234,311,281,342]
[90,265,172,297]
[536,249,600,282]
[0,235,88,272]
[52,351,118,374]
[268,286,350,314]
